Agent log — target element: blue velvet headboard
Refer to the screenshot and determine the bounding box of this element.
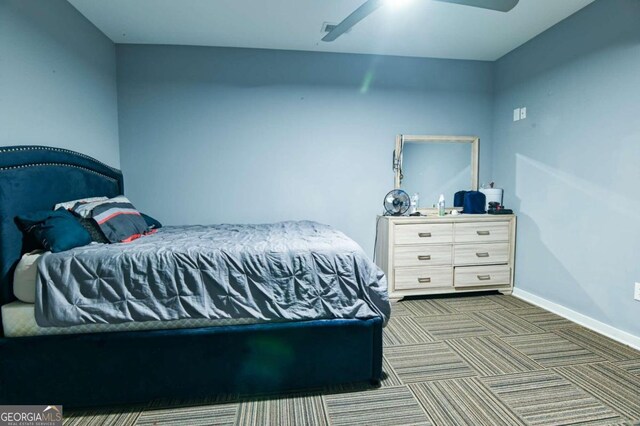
[0,146,123,333]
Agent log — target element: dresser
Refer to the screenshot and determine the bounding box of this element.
[375,214,516,301]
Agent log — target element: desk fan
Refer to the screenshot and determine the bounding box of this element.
[384,189,411,216]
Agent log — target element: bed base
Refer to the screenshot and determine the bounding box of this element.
[0,318,382,408]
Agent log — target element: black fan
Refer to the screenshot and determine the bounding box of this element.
[322,0,519,42]
[383,189,411,216]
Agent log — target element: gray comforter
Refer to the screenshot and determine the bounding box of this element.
[35,221,389,327]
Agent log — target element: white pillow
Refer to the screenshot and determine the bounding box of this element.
[54,196,108,211]
[13,250,44,304]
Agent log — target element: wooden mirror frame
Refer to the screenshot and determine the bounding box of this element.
[394,134,480,191]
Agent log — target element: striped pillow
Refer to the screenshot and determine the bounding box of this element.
[54,196,108,211]
[72,196,150,243]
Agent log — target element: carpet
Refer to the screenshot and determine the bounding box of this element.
[64,293,640,425]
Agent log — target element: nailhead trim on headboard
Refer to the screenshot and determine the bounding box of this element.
[0,146,119,173]
[0,162,118,182]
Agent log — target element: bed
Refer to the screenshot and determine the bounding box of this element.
[0,146,388,408]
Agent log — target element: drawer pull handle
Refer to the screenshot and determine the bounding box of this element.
[477,275,491,281]
[417,255,431,261]
[476,252,490,258]
[477,230,490,236]
[418,232,432,238]
[418,277,431,283]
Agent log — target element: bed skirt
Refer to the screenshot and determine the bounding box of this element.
[0,317,383,408]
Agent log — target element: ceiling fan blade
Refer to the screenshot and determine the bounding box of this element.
[322,0,383,42]
[433,0,519,12]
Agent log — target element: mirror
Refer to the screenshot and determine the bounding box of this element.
[394,135,479,209]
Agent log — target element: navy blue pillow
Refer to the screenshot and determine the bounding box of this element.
[454,191,467,208]
[16,209,92,253]
[463,191,487,214]
[141,213,162,230]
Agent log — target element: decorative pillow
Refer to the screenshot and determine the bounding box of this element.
[78,217,110,244]
[72,196,149,243]
[54,196,108,211]
[70,196,126,218]
[15,209,92,253]
[141,213,162,230]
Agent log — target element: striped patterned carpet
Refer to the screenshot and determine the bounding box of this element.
[65,293,640,425]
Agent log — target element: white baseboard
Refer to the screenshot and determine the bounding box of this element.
[512,288,640,351]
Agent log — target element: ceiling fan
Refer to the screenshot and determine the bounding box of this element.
[322,0,520,42]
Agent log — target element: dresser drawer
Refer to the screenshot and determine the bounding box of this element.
[454,265,511,287]
[394,245,452,267]
[455,222,509,243]
[454,242,509,265]
[394,223,453,245]
[394,266,453,291]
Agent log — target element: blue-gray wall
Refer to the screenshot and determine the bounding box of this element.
[0,0,120,167]
[117,45,494,254]
[492,0,640,336]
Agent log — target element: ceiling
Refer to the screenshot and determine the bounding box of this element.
[68,0,594,61]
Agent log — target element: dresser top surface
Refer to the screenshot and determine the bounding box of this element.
[378,213,515,224]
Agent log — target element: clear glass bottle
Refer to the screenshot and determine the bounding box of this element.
[410,193,419,214]
[438,194,445,217]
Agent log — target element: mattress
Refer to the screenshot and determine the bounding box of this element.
[1,301,262,338]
